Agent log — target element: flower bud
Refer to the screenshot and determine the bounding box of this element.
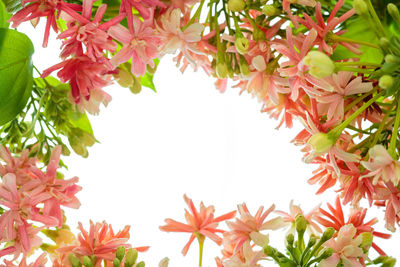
[116,246,126,261]
[228,0,246,12]
[307,236,317,247]
[321,227,335,242]
[388,3,400,22]
[136,262,145,267]
[353,0,368,15]
[125,248,138,267]
[379,75,394,89]
[68,254,81,267]
[82,256,93,267]
[216,62,229,79]
[263,245,277,256]
[262,5,279,16]
[359,232,373,249]
[319,248,333,259]
[295,215,308,234]
[113,258,121,267]
[129,76,142,94]
[115,69,134,88]
[286,233,294,246]
[159,257,169,267]
[253,27,265,42]
[380,37,390,48]
[385,54,400,64]
[303,51,335,78]
[308,132,335,155]
[239,55,250,76]
[235,36,249,55]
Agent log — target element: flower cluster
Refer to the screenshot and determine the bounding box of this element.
[0,146,81,260]
[161,195,395,267]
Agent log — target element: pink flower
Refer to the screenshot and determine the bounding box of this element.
[1,253,47,267]
[22,146,81,227]
[42,55,111,114]
[296,0,358,54]
[222,241,264,267]
[319,224,366,267]
[316,196,390,255]
[57,221,146,266]
[156,8,204,61]
[312,71,373,123]
[58,0,124,64]
[8,0,81,47]
[108,15,161,77]
[275,200,322,234]
[361,145,400,186]
[0,174,58,257]
[159,195,236,256]
[224,204,283,254]
[282,0,316,27]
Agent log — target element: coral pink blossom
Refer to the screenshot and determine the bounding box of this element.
[0,173,58,256]
[108,16,161,77]
[275,200,322,234]
[319,224,366,267]
[8,0,81,47]
[316,197,390,255]
[282,0,316,27]
[224,204,283,254]
[361,145,400,186]
[222,241,264,267]
[157,8,204,63]
[1,253,47,267]
[160,195,236,256]
[58,0,124,63]
[42,55,111,114]
[296,0,358,54]
[57,221,146,266]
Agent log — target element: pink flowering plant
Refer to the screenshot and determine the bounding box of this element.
[0,0,400,265]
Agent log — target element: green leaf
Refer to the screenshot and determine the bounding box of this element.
[332,17,383,64]
[0,0,10,28]
[68,111,94,135]
[140,59,160,92]
[0,28,34,126]
[0,0,21,13]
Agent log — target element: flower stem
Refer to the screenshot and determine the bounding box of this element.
[182,0,205,31]
[197,234,205,267]
[329,34,381,49]
[365,0,386,37]
[388,97,400,159]
[335,66,375,74]
[344,87,377,113]
[335,61,381,68]
[330,91,384,136]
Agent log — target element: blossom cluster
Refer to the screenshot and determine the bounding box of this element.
[1,0,400,265]
[160,195,395,267]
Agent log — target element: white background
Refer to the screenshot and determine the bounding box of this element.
[18,23,399,266]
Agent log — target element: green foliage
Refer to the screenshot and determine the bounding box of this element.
[332,17,384,64]
[0,28,34,126]
[0,0,21,13]
[0,0,10,28]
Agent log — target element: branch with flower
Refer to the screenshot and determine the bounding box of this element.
[0,0,400,265]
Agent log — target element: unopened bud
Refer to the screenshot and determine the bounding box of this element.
[253,27,265,41]
[295,215,308,234]
[308,132,335,155]
[116,246,126,261]
[158,257,169,267]
[353,0,368,15]
[321,227,335,242]
[113,258,121,267]
[319,248,333,259]
[136,262,145,267]
[303,51,335,78]
[359,232,373,249]
[239,55,250,76]
[228,0,246,12]
[388,3,400,22]
[82,256,93,267]
[115,69,134,88]
[68,254,81,267]
[263,245,277,256]
[235,36,249,55]
[262,5,279,16]
[379,75,394,89]
[125,249,138,267]
[216,62,229,79]
[286,233,294,246]
[380,37,390,48]
[385,54,400,63]
[129,76,142,94]
[307,236,317,247]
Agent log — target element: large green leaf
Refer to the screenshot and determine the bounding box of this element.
[332,17,383,64]
[68,111,94,135]
[0,28,34,126]
[0,0,21,14]
[0,0,10,28]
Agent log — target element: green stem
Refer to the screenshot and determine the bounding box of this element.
[330,91,384,136]
[335,66,375,74]
[344,87,377,113]
[197,234,205,267]
[371,102,395,147]
[182,0,205,31]
[330,34,380,49]
[365,0,386,37]
[388,97,400,158]
[335,61,381,68]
